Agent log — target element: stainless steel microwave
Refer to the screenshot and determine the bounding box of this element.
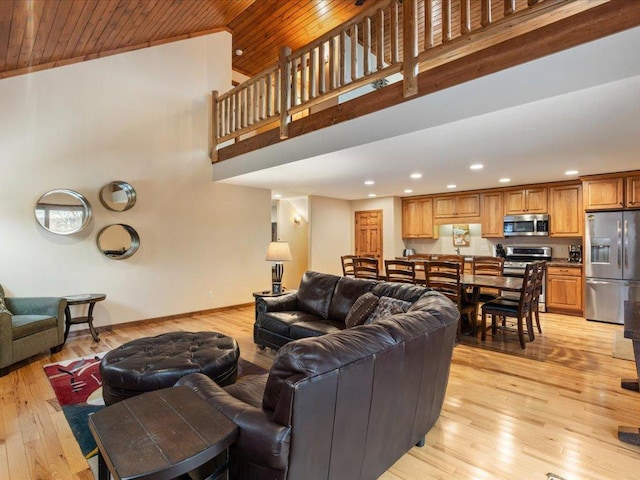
[503,214,549,237]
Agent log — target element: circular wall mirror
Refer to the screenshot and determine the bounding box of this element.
[35,189,93,235]
[99,181,137,212]
[97,224,140,259]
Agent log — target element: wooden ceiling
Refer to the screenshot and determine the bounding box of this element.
[0,0,377,80]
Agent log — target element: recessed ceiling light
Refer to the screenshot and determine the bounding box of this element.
[364,180,375,185]
[410,173,422,179]
[404,189,413,194]
[368,193,377,198]
[470,164,483,170]
[499,178,511,183]
[273,194,282,198]
[565,170,579,175]
[447,184,456,189]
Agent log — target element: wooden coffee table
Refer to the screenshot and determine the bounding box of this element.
[88,386,238,480]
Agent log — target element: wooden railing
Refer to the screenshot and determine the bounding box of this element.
[211,0,563,161]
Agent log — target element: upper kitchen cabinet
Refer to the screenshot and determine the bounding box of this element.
[433,193,480,224]
[504,187,548,214]
[549,183,582,237]
[481,192,503,238]
[582,171,640,210]
[627,174,640,208]
[402,197,437,238]
[582,175,624,210]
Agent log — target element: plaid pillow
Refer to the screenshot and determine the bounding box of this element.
[365,296,411,325]
[0,292,12,315]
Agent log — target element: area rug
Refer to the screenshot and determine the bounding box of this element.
[45,353,268,476]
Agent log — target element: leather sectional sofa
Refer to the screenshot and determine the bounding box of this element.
[177,273,460,480]
[254,270,437,350]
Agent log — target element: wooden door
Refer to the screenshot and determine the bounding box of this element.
[583,177,624,210]
[525,188,548,213]
[549,184,582,237]
[626,175,640,208]
[355,210,383,265]
[481,192,504,237]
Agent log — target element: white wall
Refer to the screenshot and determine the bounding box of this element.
[308,196,351,275]
[0,32,272,331]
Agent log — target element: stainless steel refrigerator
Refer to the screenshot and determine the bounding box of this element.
[585,211,640,324]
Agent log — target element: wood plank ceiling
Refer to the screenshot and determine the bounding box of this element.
[0,0,377,80]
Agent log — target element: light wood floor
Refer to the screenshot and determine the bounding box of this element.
[1,307,640,479]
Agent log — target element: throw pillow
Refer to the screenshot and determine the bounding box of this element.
[365,296,411,325]
[0,292,12,315]
[345,292,379,328]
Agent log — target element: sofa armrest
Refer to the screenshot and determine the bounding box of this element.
[176,373,291,470]
[256,292,298,315]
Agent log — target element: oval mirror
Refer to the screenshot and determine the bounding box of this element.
[35,189,93,235]
[99,181,136,212]
[97,224,140,260]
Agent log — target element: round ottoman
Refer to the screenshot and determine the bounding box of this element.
[100,331,239,405]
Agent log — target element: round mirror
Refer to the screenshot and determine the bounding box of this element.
[99,181,136,212]
[35,189,93,235]
[97,224,140,259]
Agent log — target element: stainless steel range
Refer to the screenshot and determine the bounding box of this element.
[503,246,552,311]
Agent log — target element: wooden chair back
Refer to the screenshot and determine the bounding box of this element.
[437,254,466,273]
[384,260,416,284]
[408,254,432,285]
[472,256,505,301]
[424,261,463,306]
[341,255,356,276]
[354,257,379,280]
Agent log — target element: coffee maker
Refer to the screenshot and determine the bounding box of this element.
[569,244,582,263]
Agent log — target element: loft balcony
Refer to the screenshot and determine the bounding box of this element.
[210,0,640,167]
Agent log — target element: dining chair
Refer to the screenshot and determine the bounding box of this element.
[437,254,466,273]
[424,261,476,338]
[341,255,356,277]
[354,257,380,280]
[408,254,432,285]
[384,259,416,284]
[480,262,538,349]
[472,256,505,303]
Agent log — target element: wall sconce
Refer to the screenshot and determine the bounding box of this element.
[293,215,301,226]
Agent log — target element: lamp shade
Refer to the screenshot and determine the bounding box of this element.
[266,241,292,262]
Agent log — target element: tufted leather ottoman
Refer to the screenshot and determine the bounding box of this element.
[100,331,239,405]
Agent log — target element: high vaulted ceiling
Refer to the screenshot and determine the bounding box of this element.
[0,0,374,79]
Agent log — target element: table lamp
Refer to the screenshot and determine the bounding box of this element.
[266,241,292,294]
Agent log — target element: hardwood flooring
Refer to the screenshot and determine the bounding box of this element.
[1,307,639,479]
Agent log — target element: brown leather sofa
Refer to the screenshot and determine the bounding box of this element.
[177,289,459,480]
[254,270,433,350]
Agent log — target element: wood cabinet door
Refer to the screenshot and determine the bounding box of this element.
[456,194,480,217]
[546,266,583,315]
[583,177,624,210]
[481,192,503,237]
[433,196,457,219]
[525,188,548,213]
[504,190,526,214]
[402,198,434,238]
[626,175,640,208]
[355,210,382,264]
[549,184,582,237]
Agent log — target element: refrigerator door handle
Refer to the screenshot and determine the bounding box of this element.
[624,219,629,269]
[618,220,622,268]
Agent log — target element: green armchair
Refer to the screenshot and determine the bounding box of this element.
[0,284,67,377]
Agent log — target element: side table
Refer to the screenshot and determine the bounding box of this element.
[89,386,238,480]
[63,293,106,342]
[252,289,293,299]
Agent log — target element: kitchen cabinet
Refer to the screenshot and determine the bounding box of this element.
[402,197,436,238]
[481,192,503,237]
[504,187,548,214]
[433,193,480,224]
[546,265,583,315]
[627,174,640,208]
[549,184,582,237]
[583,176,624,210]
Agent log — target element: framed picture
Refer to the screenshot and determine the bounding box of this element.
[452,224,470,246]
